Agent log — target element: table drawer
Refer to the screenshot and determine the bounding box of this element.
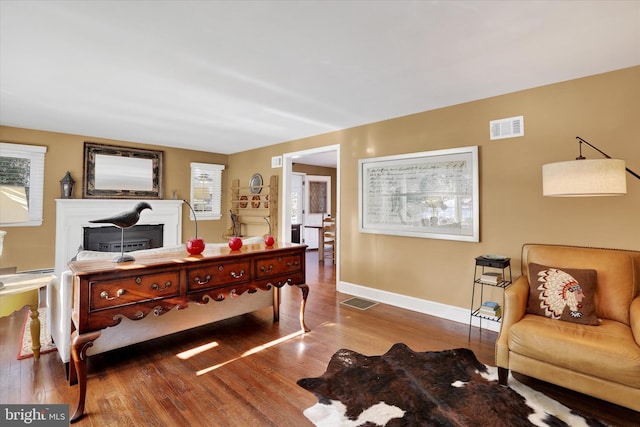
[255,253,303,279]
[186,260,252,291]
[89,271,180,311]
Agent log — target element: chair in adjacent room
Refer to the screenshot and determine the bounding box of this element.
[322,216,336,264]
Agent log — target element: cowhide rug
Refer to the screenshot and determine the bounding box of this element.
[297,344,607,427]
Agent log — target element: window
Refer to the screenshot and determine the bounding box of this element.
[309,180,329,214]
[190,163,225,220]
[0,143,47,226]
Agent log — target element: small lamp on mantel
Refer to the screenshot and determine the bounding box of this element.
[59,171,75,199]
[542,136,640,197]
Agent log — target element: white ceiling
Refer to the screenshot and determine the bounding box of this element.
[1,1,639,164]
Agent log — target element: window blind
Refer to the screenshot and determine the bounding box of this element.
[0,143,47,226]
[190,163,225,220]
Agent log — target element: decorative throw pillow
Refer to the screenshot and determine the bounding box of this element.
[526,263,599,326]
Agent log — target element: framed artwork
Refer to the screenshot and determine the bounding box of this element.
[358,146,479,242]
[83,142,163,199]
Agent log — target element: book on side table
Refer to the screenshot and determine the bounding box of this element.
[479,301,502,320]
[479,272,503,284]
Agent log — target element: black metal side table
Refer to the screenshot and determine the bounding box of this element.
[468,256,512,340]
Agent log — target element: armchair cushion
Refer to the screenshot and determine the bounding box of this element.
[508,315,640,387]
[526,263,599,326]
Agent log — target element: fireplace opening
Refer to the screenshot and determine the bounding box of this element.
[83,224,164,252]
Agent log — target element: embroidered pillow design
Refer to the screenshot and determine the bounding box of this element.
[526,263,599,326]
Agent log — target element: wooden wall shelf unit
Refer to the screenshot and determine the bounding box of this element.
[230,175,278,240]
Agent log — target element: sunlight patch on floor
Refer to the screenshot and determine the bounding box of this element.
[196,330,304,376]
[176,341,219,360]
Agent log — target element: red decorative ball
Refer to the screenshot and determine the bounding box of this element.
[187,238,205,255]
[264,235,275,246]
[228,237,243,251]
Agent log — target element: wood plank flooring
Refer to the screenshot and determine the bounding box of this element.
[0,251,637,426]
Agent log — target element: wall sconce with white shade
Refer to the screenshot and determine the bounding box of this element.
[542,136,639,197]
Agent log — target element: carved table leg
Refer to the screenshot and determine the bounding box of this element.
[295,283,310,332]
[28,303,41,360]
[273,287,280,322]
[70,330,101,423]
[272,281,310,333]
[68,358,77,386]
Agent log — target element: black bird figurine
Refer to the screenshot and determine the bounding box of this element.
[89,202,152,229]
[89,202,152,262]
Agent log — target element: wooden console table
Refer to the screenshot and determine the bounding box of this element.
[68,243,308,422]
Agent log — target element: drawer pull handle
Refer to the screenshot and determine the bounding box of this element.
[260,265,273,273]
[230,270,245,279]
[287,260,299,268]
[194,275,211,285]
[100,289,125,300]
[151,281,172,291]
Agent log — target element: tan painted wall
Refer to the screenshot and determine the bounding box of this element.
[225,141,340,239]
[0,127,229,271]
[229,66,640,310]
[2,67,638,313]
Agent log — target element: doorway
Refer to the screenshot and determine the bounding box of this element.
[282,145,339,272]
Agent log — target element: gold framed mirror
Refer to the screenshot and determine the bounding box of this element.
[83,142,164,199]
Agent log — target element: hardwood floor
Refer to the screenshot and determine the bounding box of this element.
[0,250,637,426]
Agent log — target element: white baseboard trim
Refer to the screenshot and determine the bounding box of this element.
[337,280,501,333]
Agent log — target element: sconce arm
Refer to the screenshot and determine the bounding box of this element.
[576,136,640,180]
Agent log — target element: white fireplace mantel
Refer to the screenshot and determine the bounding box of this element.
[54,199,183,280]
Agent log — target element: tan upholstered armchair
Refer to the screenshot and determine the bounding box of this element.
[495,243,640,411]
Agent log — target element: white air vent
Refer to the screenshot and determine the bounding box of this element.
[490,116,524,140]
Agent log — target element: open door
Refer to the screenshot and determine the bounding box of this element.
[290,172,304,243]
[303,175,331,249]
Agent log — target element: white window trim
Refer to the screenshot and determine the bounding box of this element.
[0,142,47,227]
[190,163,225,220]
